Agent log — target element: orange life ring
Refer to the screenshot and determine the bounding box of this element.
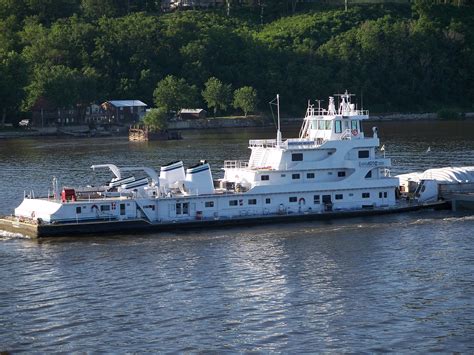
[299,198,306,205]
[91,204,99,212]
[352,129,358,136]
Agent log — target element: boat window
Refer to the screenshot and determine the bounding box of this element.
[351,120,358,130]
[359,150,370,158]
[379,192,383,198]
[335,194,343,200]
[362,192,370,198]
[307,173,315,179]
[289,196,297,203]
[292,153,303,161]
[322,195,332,203]
[100,205,110,212]
[261,175,269,181]
[229,200,238,206]
[183,202,189,215]
[314,195,320,204]
[248,199,257,205]
[205,201,214,208]
[318,120,325,130]
[335,120,342,133]
[292,173,300,180]
[384,192,388,198]
[365,170,372,178]
[265,198,271,204]
[338,171,346,177]
[325,121,332,130]
[76,207,81,214]
[176,203,181,214]
[311,121,318,129]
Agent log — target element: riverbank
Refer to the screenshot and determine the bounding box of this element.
[1,112,473,139]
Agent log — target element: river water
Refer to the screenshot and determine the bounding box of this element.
[1,120,473,352]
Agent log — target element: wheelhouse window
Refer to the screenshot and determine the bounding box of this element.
[289,196,297,203]
[248,199,257,205]
[318,120,325,130]
[205,201,214,208]
[76,207,81,214]
[351,120,358,130]
[325,121,332,130]
[362,192,370,199]
[292,153,303,161]
[307,173,315,179]
[358,150,370,158]
[292,173,300,180]
[335,120,342,133]
[261,175,269,181]
[265,198,271,204]
[314,195,320,204]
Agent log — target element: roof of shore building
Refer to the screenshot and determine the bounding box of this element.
[106,100,147,107]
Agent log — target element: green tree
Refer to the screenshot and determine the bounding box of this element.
[153,75,198,114]
[0,51,27,127]
[202,77,232,118]
[143,107,168,131]
[24,64,98,111]
[233,86,258,117]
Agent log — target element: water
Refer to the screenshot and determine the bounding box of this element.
[1,120,473,352]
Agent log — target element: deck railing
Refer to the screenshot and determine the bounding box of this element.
[223,160,249,169]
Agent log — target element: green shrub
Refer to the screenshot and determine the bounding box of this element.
[437,109,460,120]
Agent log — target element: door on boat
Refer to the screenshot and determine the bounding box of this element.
[120,203,126,216]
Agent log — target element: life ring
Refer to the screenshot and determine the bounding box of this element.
[91,204,99,212]
[298,198,306,205]
[352,129,358,136]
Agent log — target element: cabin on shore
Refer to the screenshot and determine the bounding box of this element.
[179,109,207,120]
[102,100,147,123]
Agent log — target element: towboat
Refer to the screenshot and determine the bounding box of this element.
[0,92,450,237]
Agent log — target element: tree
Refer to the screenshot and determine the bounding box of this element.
[143,107,168,131]
[233,86,258,117]
[153,75,198,114]
[0,51,27,127]
[24,64,98,111]
[202,77,232,118]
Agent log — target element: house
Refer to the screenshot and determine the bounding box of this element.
[179,109,207,120]
[101,100,147,123]
[162,0,225,11]
[31,97,79,127]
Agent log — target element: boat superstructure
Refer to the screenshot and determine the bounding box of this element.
[4,92,431,237]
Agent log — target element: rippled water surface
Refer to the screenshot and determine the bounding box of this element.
[1,121,473,352]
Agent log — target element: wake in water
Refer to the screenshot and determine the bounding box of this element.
[0,230,31,240]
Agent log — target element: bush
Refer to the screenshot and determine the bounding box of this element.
[437,109,460,120]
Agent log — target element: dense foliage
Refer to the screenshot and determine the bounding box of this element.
[0,1,473,124]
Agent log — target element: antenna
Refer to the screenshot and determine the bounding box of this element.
[276,94,282,147]
[269,94,282,148]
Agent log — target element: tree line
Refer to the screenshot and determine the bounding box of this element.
[1,1,473,127]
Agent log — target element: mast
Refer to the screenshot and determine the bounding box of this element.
[276,94,282,148]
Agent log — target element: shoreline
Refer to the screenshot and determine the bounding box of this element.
[1,112,473,139]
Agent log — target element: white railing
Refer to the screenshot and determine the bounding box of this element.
[223,160,249,169]
[248,139,278,148]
